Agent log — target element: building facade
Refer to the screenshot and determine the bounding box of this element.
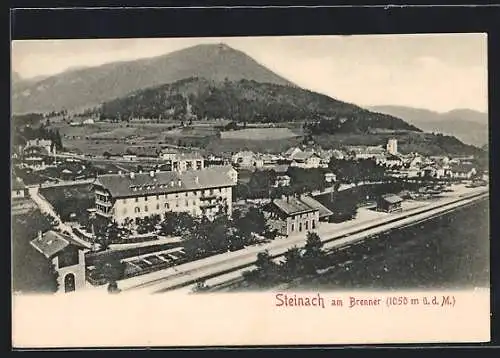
[263,196,320,237]
[30,230,91,293]
[160,151,205,172]
[386,138,398,155]
[25,139,54,155]
[93,166,238,224]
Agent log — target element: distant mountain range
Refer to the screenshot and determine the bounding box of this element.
[370,105,488,147]
[11,44,294,114]
[11,43,486,156]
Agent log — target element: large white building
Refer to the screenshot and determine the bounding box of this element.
[93,166,238,225]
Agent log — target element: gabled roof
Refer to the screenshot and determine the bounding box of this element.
[380,194,403,204]
[271,196,318,216]
[450,163,476,173]
[258,164,290,173]
[168,152,204,161]
[299,196,333,218]
[94,165,236,199]
[30,230,90,259]
[233,150,255,157]
[291,151,320,161]
[284,147,302,156]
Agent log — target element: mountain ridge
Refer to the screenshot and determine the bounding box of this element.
[97,76,422,133]
[369,105,488,147]
[11,43,295,114]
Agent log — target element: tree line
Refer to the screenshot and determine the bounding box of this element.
[241,232,328,288]
[95,77,422,132]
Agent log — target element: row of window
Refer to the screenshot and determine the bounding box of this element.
[125,188,228,203]
[290,220,316,233]
[131,199,199,214]
[291,211,316,220]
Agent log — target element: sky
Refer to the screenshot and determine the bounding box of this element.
[11,34,488,113]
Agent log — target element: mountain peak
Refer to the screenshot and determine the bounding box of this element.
[12,43,294,114]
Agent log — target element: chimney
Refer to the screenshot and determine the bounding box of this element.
[286,196,290,203]
[150,170,155,177]
[170,180,175,187]
[38,231,42,240]
[130,172,135,179]
[118,170,122,175]
[195,176,199,184]
[178,179,182,187]
[156,169,160,173]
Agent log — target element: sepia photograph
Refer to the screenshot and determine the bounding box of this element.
[11,33,490,346]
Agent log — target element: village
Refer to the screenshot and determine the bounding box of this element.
[11,128,489,294]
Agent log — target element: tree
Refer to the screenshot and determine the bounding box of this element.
[302,232,326,273]
[242,250,280,286]
[281,246,304,279]
[234,207,267,241]
[95,257,125,293]
[161,212,197,236]
[103,151,112,159]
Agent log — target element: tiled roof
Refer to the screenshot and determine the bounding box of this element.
[30,230,89,259]
[450,163,476,173]
[380,194,403,204]
[234,151,255,157]
[291,151,319,161]
[256,164,289,173]
[169,152,204,161]
[299,196,333,218]
[284,147,302,156]
[272,196,318,216]
[94,165,236,198]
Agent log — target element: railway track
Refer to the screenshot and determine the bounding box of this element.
[206,194,489,292]
[129,190,488,294]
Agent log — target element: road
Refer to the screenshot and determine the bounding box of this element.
[28,186,92,249]
[116,185,488,294]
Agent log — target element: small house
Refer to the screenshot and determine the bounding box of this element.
[30,230,92,293]
[284,147,303,159]
[377,194,403,213]
[450,163,477,180]
[290,151,322,169]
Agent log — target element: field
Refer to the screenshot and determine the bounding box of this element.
[220,127,299,140]
[51,120,306,156]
